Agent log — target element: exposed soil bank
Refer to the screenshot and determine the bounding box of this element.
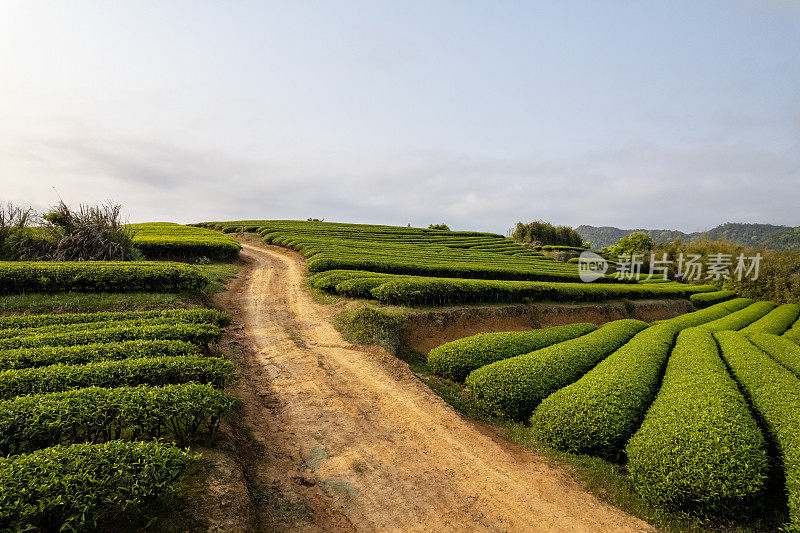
[404,299,694,354]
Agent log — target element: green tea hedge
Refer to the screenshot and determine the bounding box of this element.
[0,340,201,370]
[658,298,753,329]
[690,290,737,308]
[626,328,768,513]
[740,304,800,335]
[0,308,231,330]
[0,384,235,455]
[0,313,228,341]
[700,302,776,332]
[0,440,195,532]
[0,322,221,350]
[465,319,648,420]
[531,324,679,457]
[747,333,800,378]
[0,261,209,294]
[716,331,800,531]
[0,356,234,399]
[428,323,597,382]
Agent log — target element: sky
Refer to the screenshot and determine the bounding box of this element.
[1,0,799,234]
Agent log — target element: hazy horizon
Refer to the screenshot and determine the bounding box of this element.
[2,1,798,235]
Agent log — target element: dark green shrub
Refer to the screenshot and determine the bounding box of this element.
[531,324,679,457]
[0,308,231,330]
[465,319,648,420]
[626,328,768,513]
[0,322,221,350]
[0,261,209,294]
[716,331,800,531]
[0,356,234,399]
[0,340,201,370]
[0,384,235,455]
[0,440,195,532]
[428,323,597,382]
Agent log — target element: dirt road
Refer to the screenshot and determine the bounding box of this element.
[219,241,654,532]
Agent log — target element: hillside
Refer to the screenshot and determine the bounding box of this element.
[577,222,800,251]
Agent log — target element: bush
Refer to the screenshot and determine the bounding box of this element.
[747,333,800,378]
[0,340,201,370]
[625,328,768,513]
[465,319,648,420]
[0,322,221,350]
[0,308,231,330]
[0,261,209,294]
[131,222,241,261]
[531,324,680,457]
[0,313,229,342]
[0,384,235,455]
[427,323,597,382]
[690,290,737,308]
[700,302,776,332]
[715,331,800,531]
[740,304,800,335]
[42,201,140,261]
[658,298,753,329]
[0,356,234,399]
[0,440,196,532]
[786,325,800,346]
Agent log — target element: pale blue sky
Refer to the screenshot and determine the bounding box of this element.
[1,1,798,233]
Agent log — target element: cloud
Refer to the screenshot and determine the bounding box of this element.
[1,128,797,234]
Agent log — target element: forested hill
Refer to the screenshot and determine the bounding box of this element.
[577,222,800,251]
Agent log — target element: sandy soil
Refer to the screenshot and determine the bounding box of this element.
[216,241,656,533]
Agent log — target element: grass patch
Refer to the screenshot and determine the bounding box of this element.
[304,280,342,305]
[0,292,185,315]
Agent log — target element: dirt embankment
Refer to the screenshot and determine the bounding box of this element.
[404,299,694,354]
[212,240,655,532]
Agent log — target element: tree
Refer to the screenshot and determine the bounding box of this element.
[605,232,654,258]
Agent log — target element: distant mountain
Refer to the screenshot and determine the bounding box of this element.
[577,222,800,252]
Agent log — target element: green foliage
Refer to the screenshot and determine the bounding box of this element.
[334,306,408,355]
[465,319,648,420]
[130,222,241,261]
[690,289,737,308]
[511,220,584,247]
[0,356,233,399]
[786,323,800,345]
[0,384,235,455]
[0,340,201,370]
[0,322,221,350]
[0,440,196,532]
[657,297,753,329]
[626,328,768,513]
[427,223,450,231]
[740,304,800,335]
[747,333,800,378]
[0,292,182,314]
[0,308,230,332]
[654,238,800,304]
[715,331,800,531]
[366,275,714,307]
[0,261,209,294]
[699,301,776,332]
[427,323,597,382]
[531,324,679,457]
[604,231,655,258]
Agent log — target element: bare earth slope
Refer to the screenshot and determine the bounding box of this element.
[220,241,654,532]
